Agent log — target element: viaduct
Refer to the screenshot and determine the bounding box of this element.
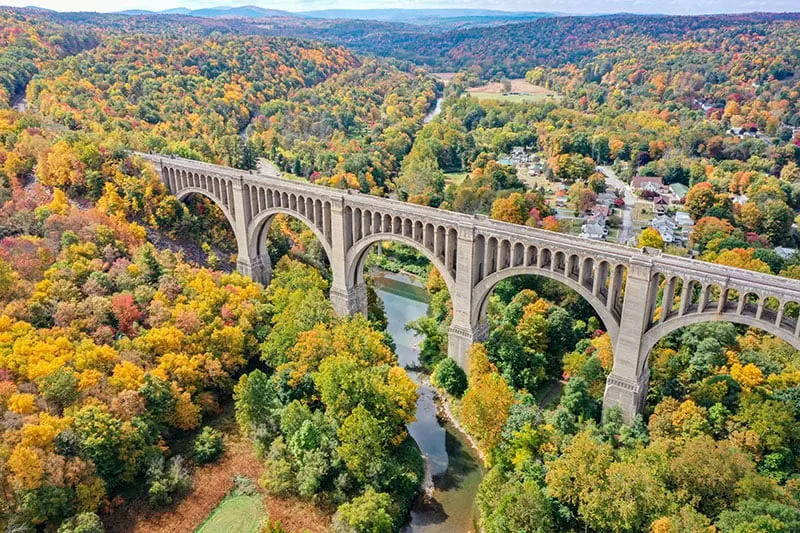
[140,153,800,422]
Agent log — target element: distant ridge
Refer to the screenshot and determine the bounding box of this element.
[119,5,294,19]
[298,8,556,21]
[112,5,555,22]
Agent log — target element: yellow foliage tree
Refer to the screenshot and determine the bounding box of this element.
[109,361,145,391]
[8,392,36,414]
[639,228,664,249]
[9,445,45,490]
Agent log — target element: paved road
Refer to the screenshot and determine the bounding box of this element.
[597,166,635,245]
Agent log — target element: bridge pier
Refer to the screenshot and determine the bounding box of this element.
[330,282,368,317]
[237,254,271,285]
[603,258,654,423]
[448,320,489,369]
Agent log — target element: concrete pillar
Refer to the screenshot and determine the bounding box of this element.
[660,276,677,322]
[606,265,623,313]
[236,254,271,285]
[717,288,728,313]
[679,280,692,315]
[603,257,654,423]
[231,178,255,282]
[447,224,488,369]
[756,297,766,320]
[329,199,366,316]
[698,284,710,312]
[593,261,608,297]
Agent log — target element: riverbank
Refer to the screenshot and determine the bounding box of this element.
[435,391,487,466]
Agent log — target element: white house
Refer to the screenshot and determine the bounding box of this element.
[651,214,678,244]
[580,222,608,240]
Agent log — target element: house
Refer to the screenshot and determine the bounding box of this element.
[653,196,669,215]
[597,192,618,206]
[650,215,678,244]
[588,205,611,225]
[669,183,688,203]
[631,176,664,193]
[732,194,749,206]
[528,163,543,176]
[580,222,608,240]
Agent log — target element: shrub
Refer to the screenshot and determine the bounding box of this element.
[432,358,468,397]
[57,512,104,533]
[333,488,395,533]
[233,474,258,496]
[193,426,224,463]
[146,456,191,506]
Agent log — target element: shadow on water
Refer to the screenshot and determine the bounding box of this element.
[434,429,480,493]
[372,270,484,533]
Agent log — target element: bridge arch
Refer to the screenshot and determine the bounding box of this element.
[247,208,333,263]
[345,233,457,299]
[641,313,800,364]
[175,187,236,231]
[246,207,334,285]
[470,265,622,347]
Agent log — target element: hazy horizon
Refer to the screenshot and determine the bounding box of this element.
[3,0,799,16]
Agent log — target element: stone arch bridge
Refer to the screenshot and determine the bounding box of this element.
[141,153,800,421]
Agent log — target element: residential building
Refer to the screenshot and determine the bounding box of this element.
[631,176,664,193]
[580,222,608,240]
[653,196,669,215]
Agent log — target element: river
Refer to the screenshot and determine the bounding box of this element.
[423,98,443,124]
[371,271,483,533]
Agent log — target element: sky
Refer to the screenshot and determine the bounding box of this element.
[3,0,799,14]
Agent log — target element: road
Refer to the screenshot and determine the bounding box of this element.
[597,165,635,245]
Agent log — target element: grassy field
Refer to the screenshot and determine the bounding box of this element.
[444,171,469,186]
[632,201,654,225]
[195,494,265,533]
[466,79,561,103]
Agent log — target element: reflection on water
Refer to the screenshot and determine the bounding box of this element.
[372,271,483,533]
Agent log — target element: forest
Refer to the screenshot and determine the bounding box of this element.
[1,5,800,533]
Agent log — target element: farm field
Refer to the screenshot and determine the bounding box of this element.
[466,78,561,102]
[430,71,458,84]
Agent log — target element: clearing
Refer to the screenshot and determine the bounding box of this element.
[466,79,560,103]
[104,405,331,533]
[430,72,458,85]
[195,494,264,533]
[444,171,469,186]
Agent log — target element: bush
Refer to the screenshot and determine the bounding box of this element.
[57,512,104,533]
[333,488,395,533]
[432,358,468,397]
[233,474,258,496]
[146,456,191,506]
[193,426,224,463]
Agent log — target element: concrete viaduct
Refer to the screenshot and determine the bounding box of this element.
[140,153,800,421]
